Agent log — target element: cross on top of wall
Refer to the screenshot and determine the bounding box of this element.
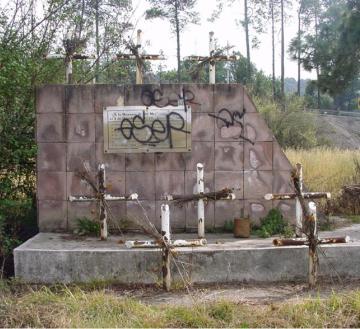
[185,32,238,84]
[45,32,95,84]
[114,29,165,84]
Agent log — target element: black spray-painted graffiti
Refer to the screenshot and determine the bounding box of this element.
[208,108,254,144]
[115,110,190,148]
[141,88,200,109]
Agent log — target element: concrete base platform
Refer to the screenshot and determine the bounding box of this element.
[14,226,360,284]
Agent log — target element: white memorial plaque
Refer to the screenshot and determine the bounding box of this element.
[103,106,191,153]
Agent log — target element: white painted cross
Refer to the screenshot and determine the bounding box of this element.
[165,163,236,238]
[69,164,138,240]
[114,29,165,84]
[185,32,238,84]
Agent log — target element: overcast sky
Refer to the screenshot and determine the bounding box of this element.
[132,0,316,80]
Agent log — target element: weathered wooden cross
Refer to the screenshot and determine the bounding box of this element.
[69,164,138,240]
[165,163,236,238]
[45,32,95,84]
[114,29,165,84]
[185,31,238,84]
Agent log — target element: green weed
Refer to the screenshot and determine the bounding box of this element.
[74,217,100,236]
[253,208,294,238]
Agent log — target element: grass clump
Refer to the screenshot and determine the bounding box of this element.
[347,215,360,224]
[253,208,294,238]
[1,282,360,327]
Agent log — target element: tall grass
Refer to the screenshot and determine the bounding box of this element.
[0,284,359,327]
[285,147,360,196]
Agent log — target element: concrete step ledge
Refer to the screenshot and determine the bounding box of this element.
[14,233,360,284]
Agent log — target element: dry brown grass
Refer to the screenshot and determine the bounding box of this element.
[285,147,360,196]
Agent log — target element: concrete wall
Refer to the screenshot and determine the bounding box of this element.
[36,84,295,232]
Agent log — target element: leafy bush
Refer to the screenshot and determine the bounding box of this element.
[255,95,320,149]
[254,208,293,238]
[0,199,37,276]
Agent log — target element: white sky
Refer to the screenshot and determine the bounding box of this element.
[132,0,316,80]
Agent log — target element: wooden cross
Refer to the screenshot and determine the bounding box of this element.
[184,31,238,84]
[69,164,138,240]
[45,32,95,84]
[266,163,349,288]
[165,163,236,238]
[264,163,331,237]
[114,29,165,84]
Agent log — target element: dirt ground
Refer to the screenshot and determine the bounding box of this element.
[106,280,360,306]
[316,114,360,149]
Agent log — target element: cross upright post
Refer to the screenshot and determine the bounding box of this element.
[98,164,107,240]
[295,163,304,237]
[197,163,205,238]
[161,204,171,291]
[308,201,318,287]
[114,29,165,84]
[136,29,143,84]
[209,32,216,84]
[226,41,231,84]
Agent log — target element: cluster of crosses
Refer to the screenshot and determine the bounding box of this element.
[46,30,237,85]
[69,163,235,243]
[70,162,350,290]
[69,163,236,291]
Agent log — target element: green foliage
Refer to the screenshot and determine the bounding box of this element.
[208,301,234,322]
[0,214,21,270]
[291,0,360,97]
[253,208,293,238]
[256,94,319,149]
[304,81,333,109]
[0,199,37,275]
[74,218,100,236]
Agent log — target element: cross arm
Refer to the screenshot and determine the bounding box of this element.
[185,55,238,62]
[45,53,95,60]
[68,193,138,202]
[264,192,331,201]
[44,53,66,59]
[164,188,235,203]
[69,196,97,202]
[273,236,350,246]
[115,54,165,61]
[72,53,96,60]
